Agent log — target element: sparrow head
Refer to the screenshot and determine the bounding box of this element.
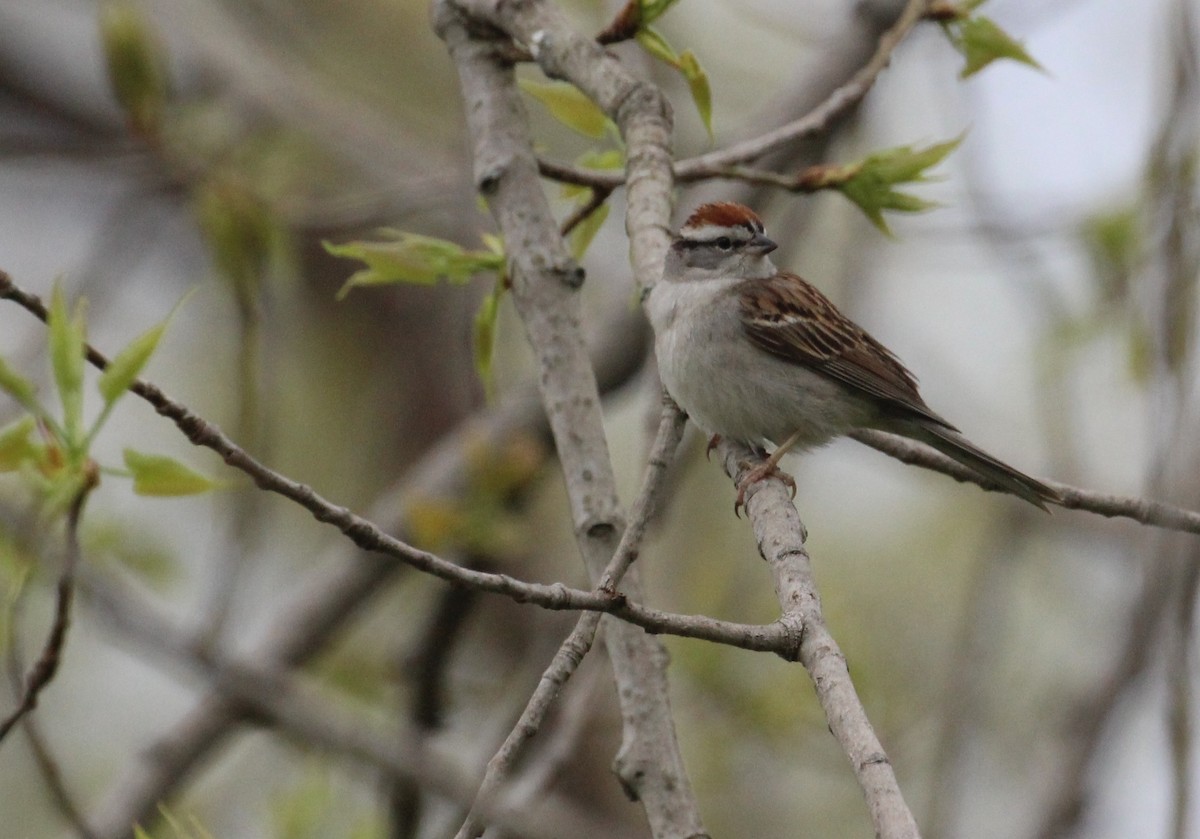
[665,202,778,282]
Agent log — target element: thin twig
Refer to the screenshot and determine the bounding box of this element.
[0,270,779,650]
[455,403,685,839]
[4,560,99,839]
[559,186,615,237]
[533,0,933,192]
[82,284,650,838]
[850,429,1200,534]
[0,481,94,743]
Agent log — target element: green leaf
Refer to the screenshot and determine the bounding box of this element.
[679,50,713,139]
[194,182,277,294]
[633,29,712,138]
[1082,207,1141,302]
[568,201,610,260]
[0,416,37,472]
[48,284,87,446]
[473,277,504,398]
[124,449,217,496]
[518,79,612,139]
[0,356,39,413]
[326,232,505,300]
[867,137,961,183]
[831,138,962,234]
[948,14,1042,78]
[639,0,680,25]
[99,0,168,136]
[98,322,165,405]
[635,26,679,65]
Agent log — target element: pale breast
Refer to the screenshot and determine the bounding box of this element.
[648,279,877,448]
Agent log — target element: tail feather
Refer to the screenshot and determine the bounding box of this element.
[902,423,1060,511]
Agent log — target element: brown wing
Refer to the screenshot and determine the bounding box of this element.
[738,273,956,430]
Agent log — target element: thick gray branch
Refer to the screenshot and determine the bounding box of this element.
[433,4,700,837]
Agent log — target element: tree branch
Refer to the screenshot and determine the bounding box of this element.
[432,4,700,833]
[82,576,635,839]
[533,0,932,193]
[0,481,94,744]
[851,429,1200,534]
[716,437,921,839]
[455,403,686,838]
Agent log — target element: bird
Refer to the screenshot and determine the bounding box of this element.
[645,200,1060,514]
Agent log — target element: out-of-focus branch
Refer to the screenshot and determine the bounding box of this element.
[4,566,99,839]
[716,437,921,839]
[0,482,94,744]
[82,576,633,839]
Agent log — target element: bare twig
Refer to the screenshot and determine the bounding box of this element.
[850,429,1200,534]
[0,481,94,744]
[455,403,686,839]
[0,270,783,649]
[559,186,615,238]
[4,566,99,839]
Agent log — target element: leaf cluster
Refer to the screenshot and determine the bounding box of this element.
[0,285,216,509]
[799,138,962,234]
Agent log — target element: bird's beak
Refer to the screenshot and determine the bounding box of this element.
[748,233,777,255]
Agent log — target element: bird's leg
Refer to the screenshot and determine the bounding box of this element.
[733,429,805,516]
[705,434,722,460]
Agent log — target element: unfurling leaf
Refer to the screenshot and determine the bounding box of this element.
[678,50,713,139]
[808,137,962,234]
[99,0,168,136]
[0,417,37,472]
[325,232,506,300]
[194,182,277,294]
[518,79,612,139]
[939,6,1043,79]
[473,276,505,398]
[47,283,87,445]
[956,16,1042,77]
[634,28,713,137]
[124,449,217,496]
[635,26,679,65]
[639,0,681,26]
[0,356,38,413]
[99,322,165,405]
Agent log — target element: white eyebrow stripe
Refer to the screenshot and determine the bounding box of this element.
[680,223,752,241]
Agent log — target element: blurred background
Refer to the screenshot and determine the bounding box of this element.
[0,0,1197,837]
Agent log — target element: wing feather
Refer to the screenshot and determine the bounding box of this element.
[738,273,956,430]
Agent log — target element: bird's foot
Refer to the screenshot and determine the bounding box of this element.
[733,459,797,517]
[705,434,723,460]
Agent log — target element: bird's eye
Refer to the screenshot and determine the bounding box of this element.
[715,237,733,250]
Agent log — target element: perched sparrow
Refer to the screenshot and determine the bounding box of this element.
[647,201,1060,513]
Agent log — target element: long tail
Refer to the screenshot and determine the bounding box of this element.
[895,422,1061,511]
